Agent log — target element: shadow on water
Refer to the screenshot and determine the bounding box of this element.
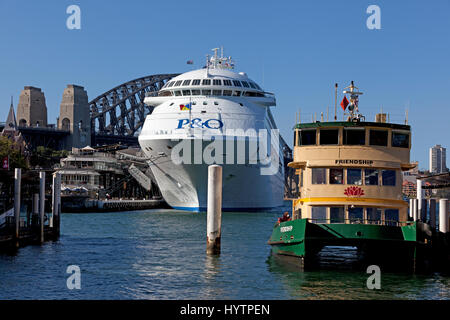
[266,246,450,300]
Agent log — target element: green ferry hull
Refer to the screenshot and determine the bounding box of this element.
[268,219,427,267]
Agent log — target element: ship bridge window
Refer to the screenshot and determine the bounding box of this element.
[158,90,172,96]
[202,79,211,85]
[223,80,232,86]
[319,129,339,145]
[344,128,365,145]
[213,79,222,85]
[364,169,378,185]
[232,91,241,96]
[182,80,191,86]
[213,90,222,95]
[191,89,200,95]
[166,81,175,87]
[233,80,242,87]
[381,170,396,186]
[223,90,232,96]
[330,168,343,184]
[253,82,262,90]
[241,81,249,88]
[192,79,201,85]
[174,90,182,96]
[182,90,191,96]
[312,168,326,184]
[347,168,362,185]
[392,131,409,148]
[202,90,212,96]
[174,80,182,86]
[248,82,256,89]
[299,129,316,146]
[369,129,388,146]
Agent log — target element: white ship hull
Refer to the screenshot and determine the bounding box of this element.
[139,137,284,211]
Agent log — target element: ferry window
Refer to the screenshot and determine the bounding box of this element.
[254,83,262,90]
[311,207,327,224]
[312,168,326,184]
[233,80,242,87]
[366,208,381,224]
[299,129,316,145]
[232,91,241,96]
[167,81,175,87]
[369,129,388,146]
[344,128,365,145]
[347,169,362,185]
[320,129,339,145]
[174,90,182,96]
[223,90,232,96]
[202,79,211,85]
[191,89,200,95]
[212,90,222,96]
[223,80,232,86]
[382,170,396,186]
[213,79,222,86]
[182,90,191,96]
[174,80,182,86]
[241,81,249,88]
[329,168,343,184]
[349,207,364,223]
[182,80,191,86]
[214,101,219,105]
[384,209,399,226]
[330,207,345,223]
[248,82,256,89]
[192,79,201,85]
[202,90,212,96]
[392,132,409,148]
[364,169,378,185]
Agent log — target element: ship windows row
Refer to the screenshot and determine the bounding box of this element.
[309,206,401,226]
[311,168,396,186]
[294,127,410,148]
[163,79,262,90]
[169,89,265,97]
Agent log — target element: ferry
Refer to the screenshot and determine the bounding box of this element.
[138,48,284,211]
[268,82,432,269]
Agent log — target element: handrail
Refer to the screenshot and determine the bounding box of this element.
[307,218,413,227]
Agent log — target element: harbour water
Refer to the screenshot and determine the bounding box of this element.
[0,206,449,300]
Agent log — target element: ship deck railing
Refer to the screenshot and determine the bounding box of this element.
[306,218,413,227]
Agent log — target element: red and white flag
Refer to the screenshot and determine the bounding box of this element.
[2,156,9,170]
[340,96,349,111]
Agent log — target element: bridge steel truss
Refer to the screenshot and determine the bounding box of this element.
[89,73,179,146]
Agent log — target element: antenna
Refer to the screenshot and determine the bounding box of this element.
[334,83,338,120]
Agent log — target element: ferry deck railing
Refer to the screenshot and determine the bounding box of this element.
[307,218,413,227]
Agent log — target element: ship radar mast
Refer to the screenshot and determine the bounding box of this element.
[208,46,235,70]
[343,81,365,122]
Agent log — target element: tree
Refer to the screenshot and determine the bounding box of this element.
[0,136,27,169]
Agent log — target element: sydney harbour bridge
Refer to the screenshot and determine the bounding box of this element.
[89,73,179,146]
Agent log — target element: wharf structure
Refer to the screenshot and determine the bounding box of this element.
[269,82,450,272]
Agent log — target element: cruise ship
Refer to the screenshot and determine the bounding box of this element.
[138,49,284,211]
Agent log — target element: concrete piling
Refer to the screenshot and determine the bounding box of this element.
[429,199,436,229]
[413,199,419,221]
[52,172,61,237]
[39,171,45,243]
[14,168,21,240]
[409,199,414,219]
[206,165,222,255]
[439,199,449,233]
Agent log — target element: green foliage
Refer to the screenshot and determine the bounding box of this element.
[0,136,27,169]
[29,146,68,168]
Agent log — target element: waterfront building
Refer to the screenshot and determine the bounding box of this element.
[429,144,447,174]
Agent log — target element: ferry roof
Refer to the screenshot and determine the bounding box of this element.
[295,121,410,131]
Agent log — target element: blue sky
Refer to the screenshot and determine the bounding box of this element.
[1,0,449,169]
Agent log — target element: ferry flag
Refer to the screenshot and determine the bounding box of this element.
[179,103,191,111]
[340,96,349,111]
[187,60,194,65]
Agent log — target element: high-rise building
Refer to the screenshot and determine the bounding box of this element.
[429,144,447,173]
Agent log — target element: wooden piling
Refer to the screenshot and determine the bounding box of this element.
[206,165,222,255]
[39,171,45,244]
[14,168,21,241]
[429,199,436,229]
